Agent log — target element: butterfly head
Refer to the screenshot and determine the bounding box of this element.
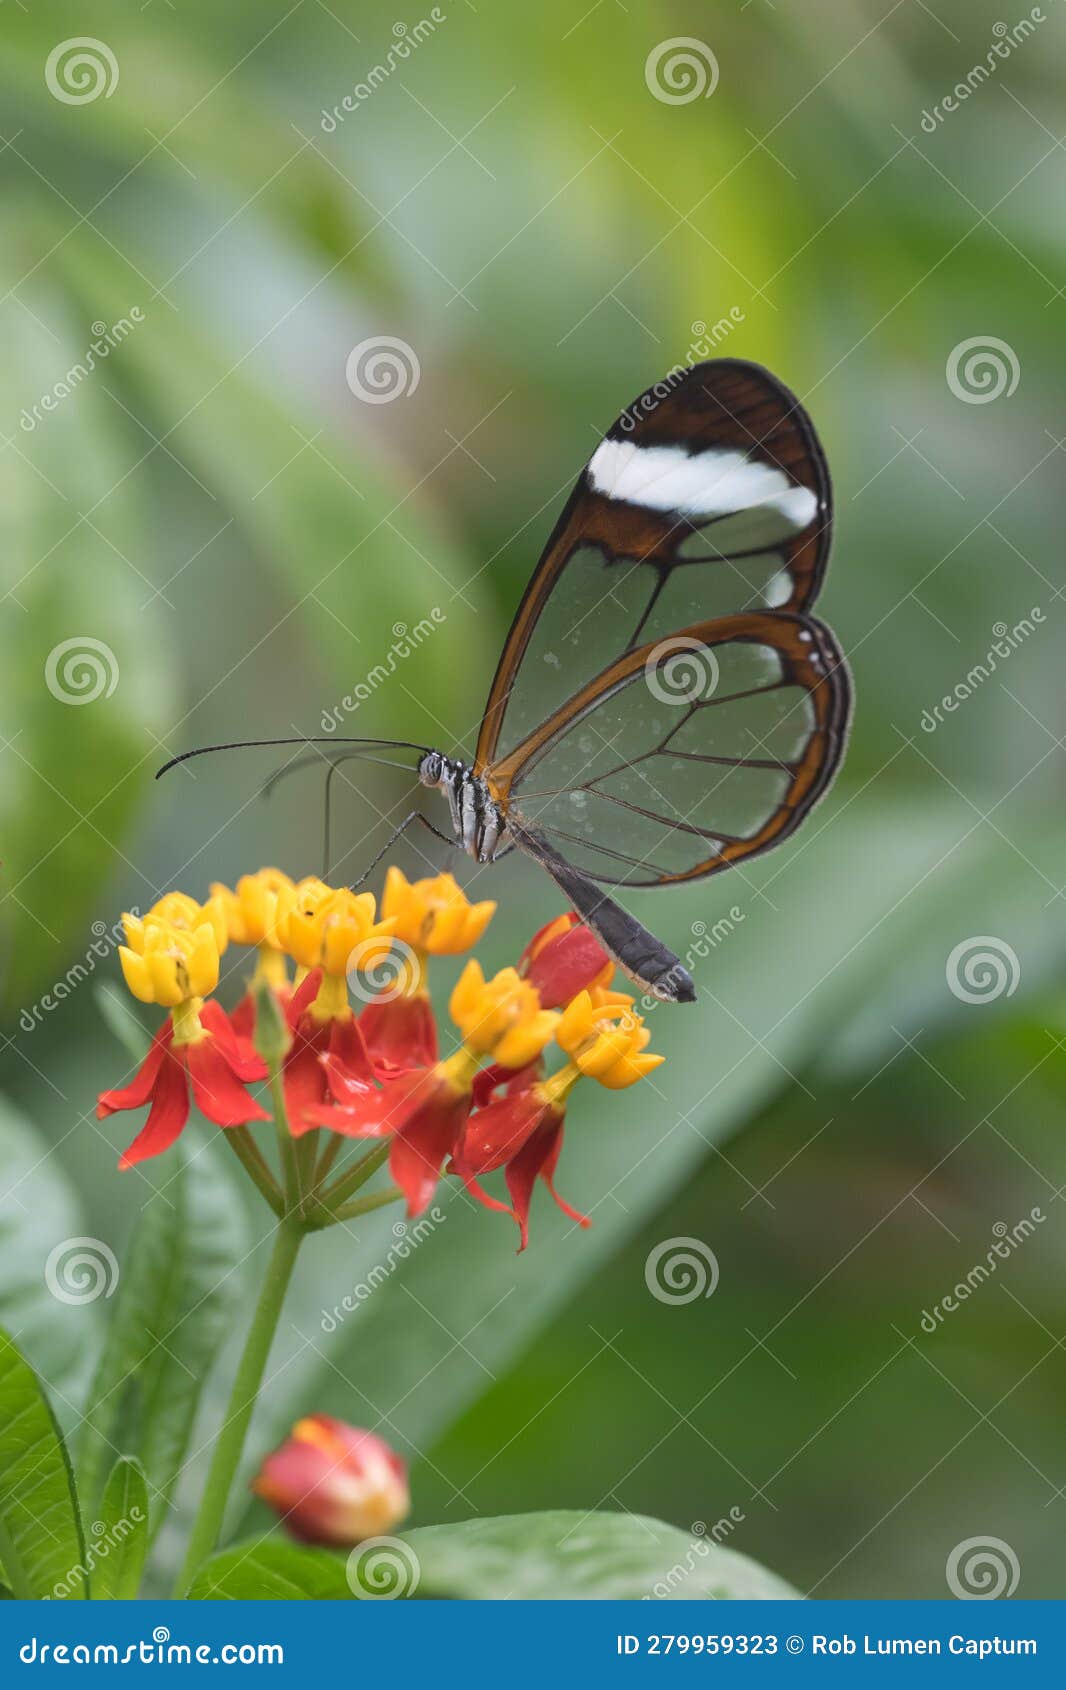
[417,750,451,789]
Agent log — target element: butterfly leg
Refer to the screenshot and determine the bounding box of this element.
[349,810,457,889]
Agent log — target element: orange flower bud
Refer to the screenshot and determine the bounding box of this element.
[381,866,495,956]
[556,990,664,1089]
[211,868,294,949]
[275,879,396,977]
[449,959,559,1069]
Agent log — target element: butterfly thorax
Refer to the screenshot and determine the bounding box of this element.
[418,752,507,863]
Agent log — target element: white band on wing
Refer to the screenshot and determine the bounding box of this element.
[587,437,818,528]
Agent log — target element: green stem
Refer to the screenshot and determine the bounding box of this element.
[320,1140,392,1212]
[269,1067,302,1214]
[223,1126,283,1217]
[173,1218,302,1594]
[295,1125,321,1209]
[333,1183,405,1223]
[313,1131,343,1190]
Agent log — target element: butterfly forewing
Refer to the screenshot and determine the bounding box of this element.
[475,358,833,770]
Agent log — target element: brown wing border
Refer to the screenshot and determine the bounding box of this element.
[487,610,852,888]
[474,358,833,773]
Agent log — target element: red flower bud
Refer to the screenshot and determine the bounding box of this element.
[252,1416,409,1546]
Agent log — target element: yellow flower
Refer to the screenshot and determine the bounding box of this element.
[275,878,396,978]
[381,867,495,957]
[119,917,219,1009]
[124,891,229,958]
[449,959,559,1070]
[556,990,664,1090]
[211,868,294,949]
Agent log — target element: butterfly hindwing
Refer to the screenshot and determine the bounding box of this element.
[487,611,848,887]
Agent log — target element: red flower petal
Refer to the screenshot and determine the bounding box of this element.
[286,969,323,1028]
[117,1045,190,1169]
[304,1068,436,1141]
[503,1108,584,1252]
[328,1015,377,1084]
[283,1031,330,1133]
[200,999,268,1081]
[97,1021,170,1118]
[472,1059,542,1110]
[452,1168,514,1219]
[229,995,255,1043]
[320,1051,376,1109]
[391,1085,470,1217]
[360,995,438,1071]
[522,917,611,1008]
[458,1089,549,1176]
[540,1125,590,1232]
[186,1035,271,1129]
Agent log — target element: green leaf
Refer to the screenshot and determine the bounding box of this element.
[0,1328,86,1599]
[0,1095,103,1412]
[88,1458,149,1600]
[188,1513,796,1600]
[400,1512,799,1600]
[77,1140,250,1533]
[187,1539,350,1601]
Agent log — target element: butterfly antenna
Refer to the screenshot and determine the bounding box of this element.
[156,735,429,780]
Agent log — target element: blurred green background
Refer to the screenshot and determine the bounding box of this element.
[2,0,1065,1598]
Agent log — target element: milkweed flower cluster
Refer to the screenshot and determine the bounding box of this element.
[96,867,663,1248]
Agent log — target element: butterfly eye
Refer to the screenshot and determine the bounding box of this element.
[418,752,445,787]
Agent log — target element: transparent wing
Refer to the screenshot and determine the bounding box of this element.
[493,614,850,887]
[475,359,832,770]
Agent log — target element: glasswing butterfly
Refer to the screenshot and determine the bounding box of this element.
[161,358,852,1004]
